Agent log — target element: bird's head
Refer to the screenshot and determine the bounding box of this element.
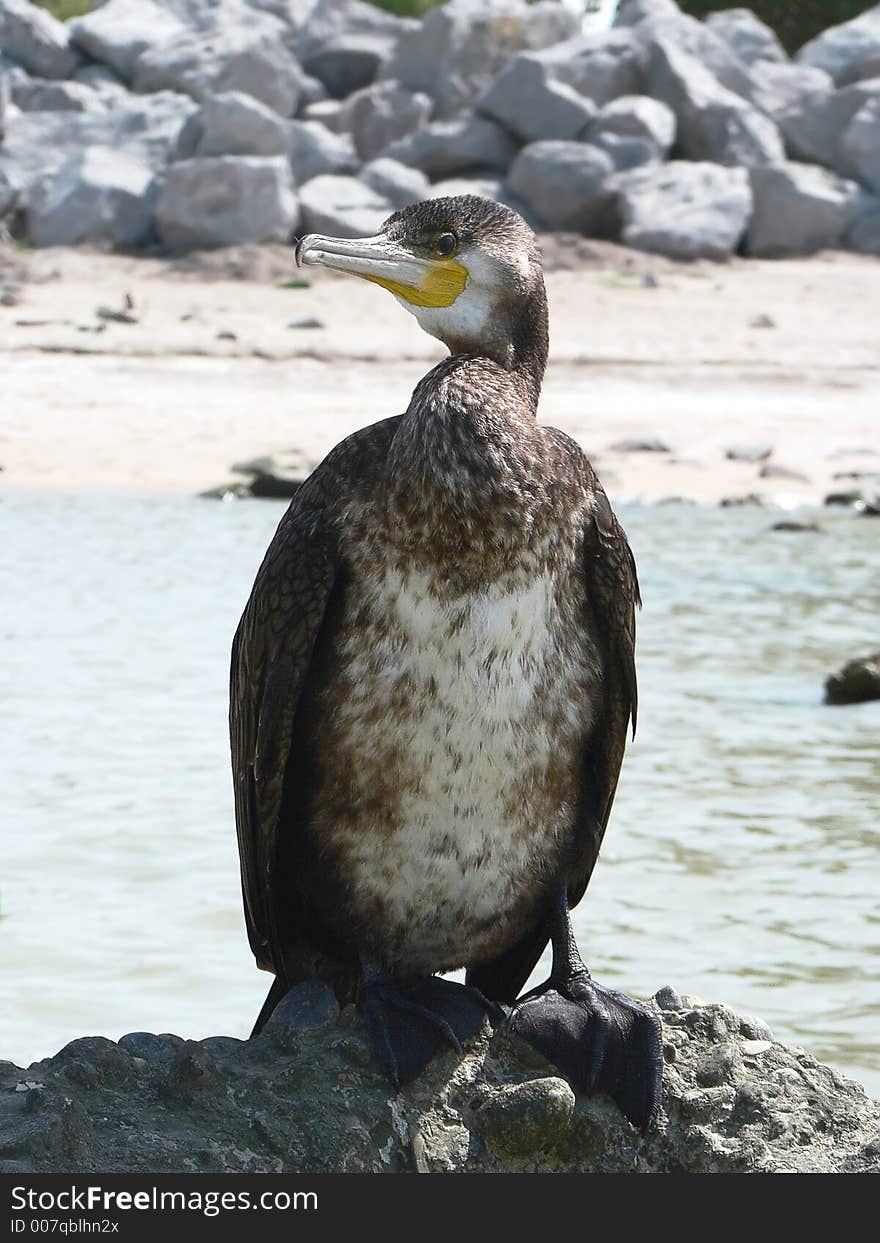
[296,195,548,395]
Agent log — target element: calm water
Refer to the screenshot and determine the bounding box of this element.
[1,492,878,1094]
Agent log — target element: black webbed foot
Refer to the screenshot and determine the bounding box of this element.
[359,973,499,1089]
[507,970,663,1135]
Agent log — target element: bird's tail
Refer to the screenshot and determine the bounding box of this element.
[250,975,289,1038]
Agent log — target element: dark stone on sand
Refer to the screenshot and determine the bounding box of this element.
[609,436,672,453]
[726,444,773,463]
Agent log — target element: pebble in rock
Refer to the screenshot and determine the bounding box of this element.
[654,985,683,1010]
[473,1077,576,1158]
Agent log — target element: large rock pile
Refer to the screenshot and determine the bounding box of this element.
[1,0,880,259]
[3,983,878,1173]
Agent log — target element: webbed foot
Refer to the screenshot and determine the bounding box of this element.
[508,970,663,1135]
[359,973,498,1089]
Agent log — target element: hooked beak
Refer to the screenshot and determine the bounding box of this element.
[295,232,467,309]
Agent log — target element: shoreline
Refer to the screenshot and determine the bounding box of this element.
[2,241,878,502]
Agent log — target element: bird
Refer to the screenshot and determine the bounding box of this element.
[230,195,662,1133]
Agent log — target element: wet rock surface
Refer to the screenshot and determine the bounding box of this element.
[824,652,880,705]
[2,989,877,1174]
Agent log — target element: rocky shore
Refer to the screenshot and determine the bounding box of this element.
[2,984,878,1174]
[2,0,880,258]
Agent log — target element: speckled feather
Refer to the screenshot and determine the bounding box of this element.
[230,197,640,1006]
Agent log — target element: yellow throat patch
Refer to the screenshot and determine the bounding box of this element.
[361,258,468,308]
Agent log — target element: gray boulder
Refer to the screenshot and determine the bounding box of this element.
[746,162,864,258]
[289,0,415,66]
[842,97,880,193]
[156,155,298,249]
[748,60,833,122]
[797,8,880,87]
[613,160,752,260]
[614,0,681,24]
[10,78,104,114]
[846,198,880,253]
[300,98,345,131]
[528,30,647,107]
[588,94,675,170]
[4,993,878,1173]
[304,32,396,99]
[360,157,429,209]
[25,146,156,247]
[429,173,504,202]
[175,91,289,159]
[778,78,880,176]
[288,119,359,186]
[0,0,81,80]
[648,38,784,166]
[133,27,305,117]
[477,55,595,144]
[299,173,392,238]
[383,113,517,178]
[72,63,129,95]
[704,8,786,65]
[507,140,615,232]
[69,0,185,84]
[0,91,197,201]
[633,9,757,102]
[339,79,432,163]
[0,167,16,218]
[384,0,579,120]
[297,73,328,112]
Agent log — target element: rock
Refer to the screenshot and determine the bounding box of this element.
[301,98,344,131]
[72,63,129,95]
[175,91,289,159]
[770,521,822,533]
[2,995,878,1173]
[304,32,396,99]
[428,174,504,202]
[726,444,773,462]
[507,141,616,232]
[846,199,880,253]
[69,0,185,84]
[384,113,517,178]
[704,8,786,65]
[720,493,767,508]
[288,120,359,186]
[477,55,595,144]
[746,162,863,258]
[613,162,752,261]
[25,147,156,248]
[10,78,103,114]
[758,463,810,482]
[298,174,391,239]
[291,0,413,67]
[587,94,675,171]
[360,157,429,210]
[133,26,305,117]
[824,489,865,507]
[654,985,684,1010]
[0,167,17,219]
[749,61,833,123]
[609,436,672,453]
[614,0,681,24]
[778,78,880,175]
[0,91,198,201]
[339,79,432,164]
[797,8,880,87]
[529,29,647,107]
[842,98,880,193]
[156,156,298,250]
[384,0,578,120]
[232,449,318,499]
[297,73,327,112]
[824,652,880,706]
[0,0,81,80]
[632,7,758,102]
[647,38,784,167]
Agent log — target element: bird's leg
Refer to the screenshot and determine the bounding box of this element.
[507,889,663,1134]
[358,962,500,1090]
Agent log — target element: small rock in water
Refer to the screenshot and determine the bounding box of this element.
[726,443,773,463]
[287,317,324,329]
[609,436,672,454]
[824,652,880,706]
[770,520,822,533]
[749,313,776,328]
[216,330,238,341]
[824,489,864,507]
[720,493,766,508]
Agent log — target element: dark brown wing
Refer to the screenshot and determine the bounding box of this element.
[230,499,337,977]
[230,416,403,995]
[468,439,640,1003]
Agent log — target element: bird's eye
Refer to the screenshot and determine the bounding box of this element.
[433,232,457,257]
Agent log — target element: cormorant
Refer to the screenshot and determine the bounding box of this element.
[230,195,662,1133]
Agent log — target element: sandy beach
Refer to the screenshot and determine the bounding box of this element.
[1,239,878,502]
